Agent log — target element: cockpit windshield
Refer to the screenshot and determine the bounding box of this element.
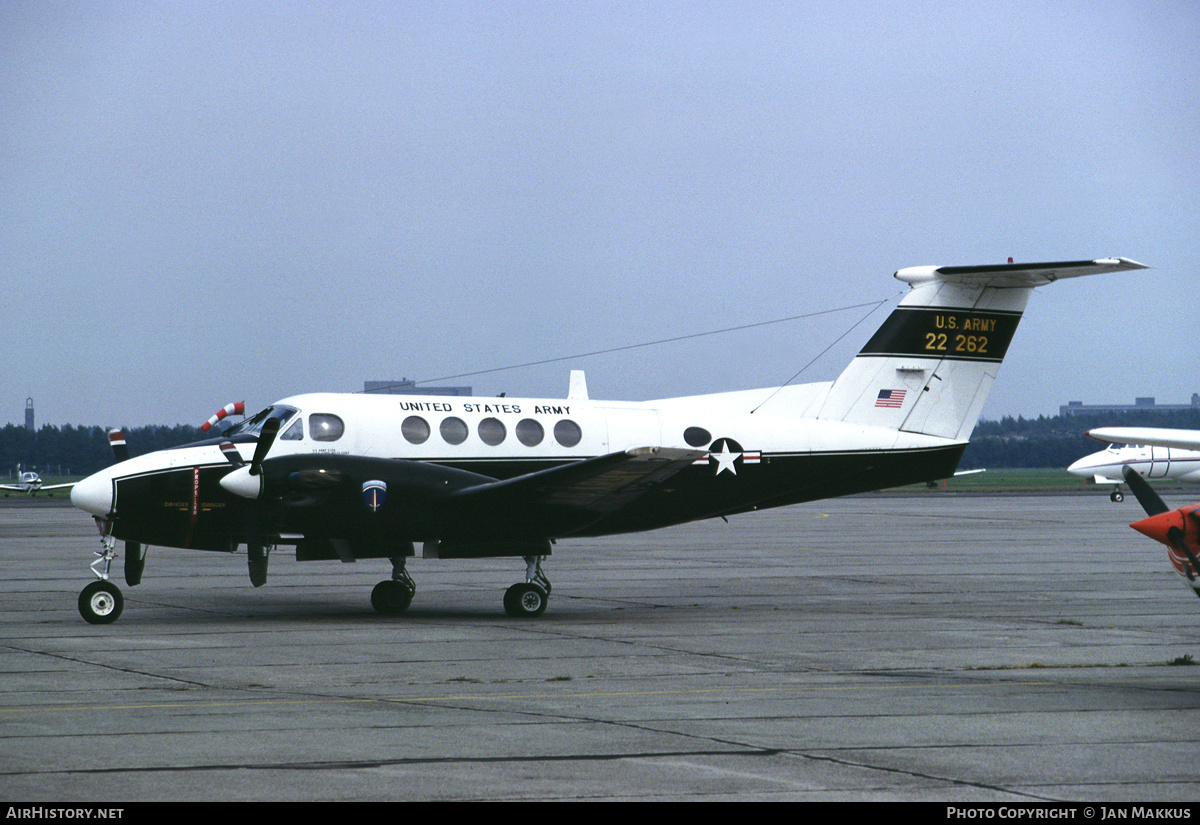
[223,405,299,437]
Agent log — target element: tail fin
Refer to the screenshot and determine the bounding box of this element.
[814,258,1147,441]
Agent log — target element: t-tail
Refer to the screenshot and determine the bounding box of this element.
[814,258,1147,441]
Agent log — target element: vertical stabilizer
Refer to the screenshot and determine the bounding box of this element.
[814,258,1147,441]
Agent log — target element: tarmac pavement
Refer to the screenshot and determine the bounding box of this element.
[1,492,1197,801]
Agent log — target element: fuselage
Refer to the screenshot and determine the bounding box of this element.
[71,389,965,554]
[1068,443,1200,485]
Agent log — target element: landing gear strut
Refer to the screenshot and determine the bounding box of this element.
[504,555,550,618]
[371,556,416,614]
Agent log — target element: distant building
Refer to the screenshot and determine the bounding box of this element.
[24,398,34,431]
[364,379,472,397]
[1060,394,1200,416]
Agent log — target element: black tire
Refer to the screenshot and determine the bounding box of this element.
[1111,491,1124,503]
[371,580,413,614]
[503,583,547,618]
[79,580,124,625]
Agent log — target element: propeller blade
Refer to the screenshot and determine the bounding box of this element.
[1121,465,1168,516]
[247,542,269,587]
[219,441,245,469]
[107,429,130,463]
[200,401,246,433]
[124,542,146,586]
[250,417,281,476]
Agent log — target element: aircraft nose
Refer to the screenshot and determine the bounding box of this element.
[70,469,114,517]
[1066,456,1092,476]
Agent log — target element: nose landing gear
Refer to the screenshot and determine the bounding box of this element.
[79,525,124,624]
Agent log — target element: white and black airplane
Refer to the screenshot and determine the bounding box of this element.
[1068,427,1200,502]
[1,465,73,496]
[69,257,1146,624]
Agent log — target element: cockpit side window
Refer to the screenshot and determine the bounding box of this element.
[224,405,298,437]
[310,413,345,442]
[279,417,304,441]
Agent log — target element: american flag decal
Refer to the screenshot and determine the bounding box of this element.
[875,389,907,408]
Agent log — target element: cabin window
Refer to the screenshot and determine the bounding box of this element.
[478,417,506,446]
[684,426,711,447]
[401,416,430,444]
[440,417,469,445]
[554,419,582,448]
[516,419,544,446]
[309,413,345,442]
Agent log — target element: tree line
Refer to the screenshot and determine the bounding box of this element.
[0,424,205,478]
[960,408,1200,469]
[3,408,1200,478]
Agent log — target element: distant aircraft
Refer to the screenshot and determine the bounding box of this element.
[0,465,74,496]
[1067,427,1200,502]
[1120,466,1200,601]
[68,257,1146,624]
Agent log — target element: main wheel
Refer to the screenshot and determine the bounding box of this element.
[79,580,124,625]
[1111,490,1124,503]
[503,582,548,618]
[371,580,414,614]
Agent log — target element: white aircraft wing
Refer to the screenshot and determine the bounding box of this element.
[0,482,74,492]
[1087,427,1200,451]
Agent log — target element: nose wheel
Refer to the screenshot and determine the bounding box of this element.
[79,580,124,624]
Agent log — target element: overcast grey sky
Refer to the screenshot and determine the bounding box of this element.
[3,1,1197,427]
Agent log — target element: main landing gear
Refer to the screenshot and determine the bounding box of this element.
[1110,488,1125,503]
[371,556,416,614]
[503,555,551,618]
[368,554,553,618]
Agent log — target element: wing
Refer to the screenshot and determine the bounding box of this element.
[438,446,706,536]
[245,447,705,543]
[1087,427,1200,451]
[0,483,72,491]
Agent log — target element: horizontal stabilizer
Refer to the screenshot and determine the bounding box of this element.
[896,258,1147,288]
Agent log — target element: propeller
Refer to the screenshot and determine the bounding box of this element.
[217,416,282,586]
[106,429,145,586]
[1123,466,1200,592]
[1121,465,1168,516]
[200,401,245,433]
[218,417,281,498]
